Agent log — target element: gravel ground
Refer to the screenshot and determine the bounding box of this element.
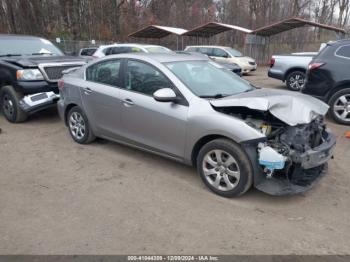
[0,67,349,255]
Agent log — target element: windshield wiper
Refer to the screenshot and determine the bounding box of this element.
[0,54,22,57]
[31,52,53,56]
[199,94,228,99]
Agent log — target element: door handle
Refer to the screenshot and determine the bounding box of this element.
[83,87,93,94]
[122,98,134,106]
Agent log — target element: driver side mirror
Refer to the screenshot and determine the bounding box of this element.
[153,88,177,102]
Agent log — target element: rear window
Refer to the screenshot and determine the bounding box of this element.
[80,48,97,56]
[335,45,350,59]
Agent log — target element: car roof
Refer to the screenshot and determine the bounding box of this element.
[186,45,232,49]
[99,43,167,49]
[99,53,208,63]
[328,39,350,46]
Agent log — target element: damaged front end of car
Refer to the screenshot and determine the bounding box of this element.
[211,90,336,195]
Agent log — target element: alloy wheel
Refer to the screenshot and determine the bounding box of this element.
[69,111,86,140]
[202,149,240,191]
[333,94,350,122]
[289,73,305,90]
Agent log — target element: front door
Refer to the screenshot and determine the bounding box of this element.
[120,59,188,158]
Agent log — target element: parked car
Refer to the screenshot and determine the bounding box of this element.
[303,39,350,125]
[184,45,256,74]
[176,51,242,76]
[58,53,335,197]
[268,52,318,91]
[0,34,86,123]
[92,43,173,58]
[78,47,98,57]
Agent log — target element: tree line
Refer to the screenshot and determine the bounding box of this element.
[0,0,349,41]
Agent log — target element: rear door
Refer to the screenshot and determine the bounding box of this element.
[119,59,189,158]
[81,58,124,138]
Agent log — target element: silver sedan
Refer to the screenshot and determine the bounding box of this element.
[57,53,336,197]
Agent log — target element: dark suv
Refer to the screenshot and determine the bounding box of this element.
[0,34,85,123]
[303,39,350,125]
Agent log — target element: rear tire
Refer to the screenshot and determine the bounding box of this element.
[0,85,28,123]
[196,139,253,197]
[286,71,305,91]
[328,88,350,125]
[67,106,96,144]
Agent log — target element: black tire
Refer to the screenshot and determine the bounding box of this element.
[286,71,305,91]
[196,138,253,197]
[0,85,28,123]
[67,106,96,144]
[328,88,350,125]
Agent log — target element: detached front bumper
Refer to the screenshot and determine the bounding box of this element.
[293,130,336,169]
[19,92,60,114]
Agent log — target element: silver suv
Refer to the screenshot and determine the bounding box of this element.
[57,53,335,197]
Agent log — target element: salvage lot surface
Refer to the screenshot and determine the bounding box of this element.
[0,67,349,255]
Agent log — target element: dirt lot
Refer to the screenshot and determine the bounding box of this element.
[0,67,349,255]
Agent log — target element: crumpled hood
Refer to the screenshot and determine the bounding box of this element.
[210,88,329,126]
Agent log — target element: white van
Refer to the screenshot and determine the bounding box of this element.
[184,45,257,74]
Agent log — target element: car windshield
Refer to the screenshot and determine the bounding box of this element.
[165,60,253,97]
[145,46,172,53]
[0,37,64,56]
[225,47,243,57]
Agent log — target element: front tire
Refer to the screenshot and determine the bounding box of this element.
[196,139,253,197]
[329,88,350,125]
[67,106,96,144]
[0,85,28,123]
[286,71,305,91]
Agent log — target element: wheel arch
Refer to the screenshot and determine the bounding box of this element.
[64,103,79,126]
[284,67,306,81]
[191,134,238,167]
[326,82,350,103]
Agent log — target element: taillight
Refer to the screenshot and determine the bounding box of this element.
[58,79,65,90]
[270,57,275,67]
[308,62,324,70]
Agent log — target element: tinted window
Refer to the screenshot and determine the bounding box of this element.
[126,60,173,95]
[336,45,350,58]
[86,60,121,86]
[198,47,212,56]
[212,48,229,58]
[80,48,97,56]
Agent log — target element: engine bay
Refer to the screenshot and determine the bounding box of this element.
[215,106,328,184]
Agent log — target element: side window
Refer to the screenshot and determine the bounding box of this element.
[335,45,350,59]
[186,47,196,52]
[212,48,229,58]
[80,48,96,56]
[198,47,212,56]
[125,60,173,96]
[103,48,111,55]
[86,60,121,87]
